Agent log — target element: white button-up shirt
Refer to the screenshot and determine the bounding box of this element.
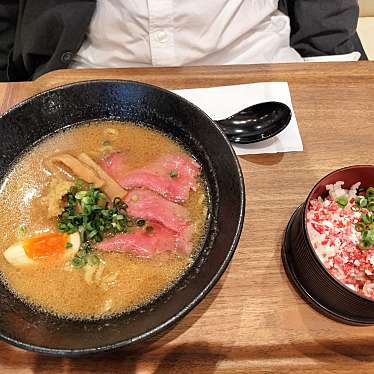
[72,0,303,68]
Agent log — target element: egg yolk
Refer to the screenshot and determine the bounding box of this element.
[24,232,69,259]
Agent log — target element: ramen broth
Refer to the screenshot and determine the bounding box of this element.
[0,122,208,319]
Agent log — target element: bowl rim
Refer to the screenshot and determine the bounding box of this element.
[0,79,246,356]
[303,164,374,304]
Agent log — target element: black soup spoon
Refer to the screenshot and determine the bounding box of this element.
[215,101,292,144]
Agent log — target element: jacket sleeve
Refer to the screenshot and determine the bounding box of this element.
[279,0,364,58]
[0,1,18,81]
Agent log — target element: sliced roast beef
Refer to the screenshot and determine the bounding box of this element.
[100,153,200,202]
[99,152,129,184]
[125,189,190,233]
[96,221,192,257]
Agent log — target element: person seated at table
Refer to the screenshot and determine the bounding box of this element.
[0,0,366,81]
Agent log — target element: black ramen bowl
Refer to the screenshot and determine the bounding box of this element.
[282,165,374,325]
[0,80,245,355]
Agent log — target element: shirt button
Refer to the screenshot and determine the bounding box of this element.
[61,51,74,64]
[156,31,169,44]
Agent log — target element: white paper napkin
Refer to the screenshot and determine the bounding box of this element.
[173,82,303,155]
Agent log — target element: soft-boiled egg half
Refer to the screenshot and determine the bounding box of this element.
[3,232,80,267]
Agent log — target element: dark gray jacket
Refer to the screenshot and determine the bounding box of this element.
[0,0,366,82]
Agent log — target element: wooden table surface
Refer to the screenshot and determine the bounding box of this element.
[1,62,374,373]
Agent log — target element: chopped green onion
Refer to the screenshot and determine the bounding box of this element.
[17,225,26,239]
[71,242,98,268]
[355,222,366,232]
[82,242,92,253]
[367,187,374,197]
[72,256,87,269]
[170,170,178,178]
[75,179,84,190]
[357,197,368,207]
[367,230,374,244]
[87,254,100,266]
[136,219,146,227]
[75,191,87,200]
[88,230,98,239]
[59,190,130,240]
[113,214,124,220]
[362,214,372,225]
[367,202,374,212]
[355,193,374,249]
[58,183,145,269]
[76,249,86,258]
[359,239,372,250]
[65,242,73,249]
[335,195,348,208]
